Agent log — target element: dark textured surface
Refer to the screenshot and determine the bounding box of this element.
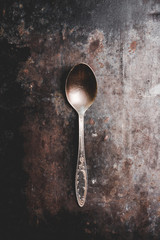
[0,0,160,239]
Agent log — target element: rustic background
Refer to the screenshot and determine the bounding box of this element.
[0,0,160,239]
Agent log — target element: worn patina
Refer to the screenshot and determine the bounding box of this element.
[0,0,160,239]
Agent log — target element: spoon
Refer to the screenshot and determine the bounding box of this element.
[65,63,97,207]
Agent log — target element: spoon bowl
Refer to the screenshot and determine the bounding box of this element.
[65,63,97,207]
[65,63,97,115]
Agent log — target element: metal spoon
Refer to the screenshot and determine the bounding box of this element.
[65,63,97,207]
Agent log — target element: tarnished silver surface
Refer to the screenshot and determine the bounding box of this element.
[65,63,97,207]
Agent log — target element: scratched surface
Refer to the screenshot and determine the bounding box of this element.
[0,0,160,239]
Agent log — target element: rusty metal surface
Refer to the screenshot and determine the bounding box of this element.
[0,0,160,239]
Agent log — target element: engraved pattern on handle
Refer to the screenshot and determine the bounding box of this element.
[75,115,88,207]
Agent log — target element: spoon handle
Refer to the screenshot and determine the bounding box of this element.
[75,114,87,207]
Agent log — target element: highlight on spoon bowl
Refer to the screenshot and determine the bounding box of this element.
[65,63,97,207]
[65,63,97,115]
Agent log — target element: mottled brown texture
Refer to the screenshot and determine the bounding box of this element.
[89,39,100,52]
[19,25,160,238]
[1,0,160,239]
[129,41,137,53]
